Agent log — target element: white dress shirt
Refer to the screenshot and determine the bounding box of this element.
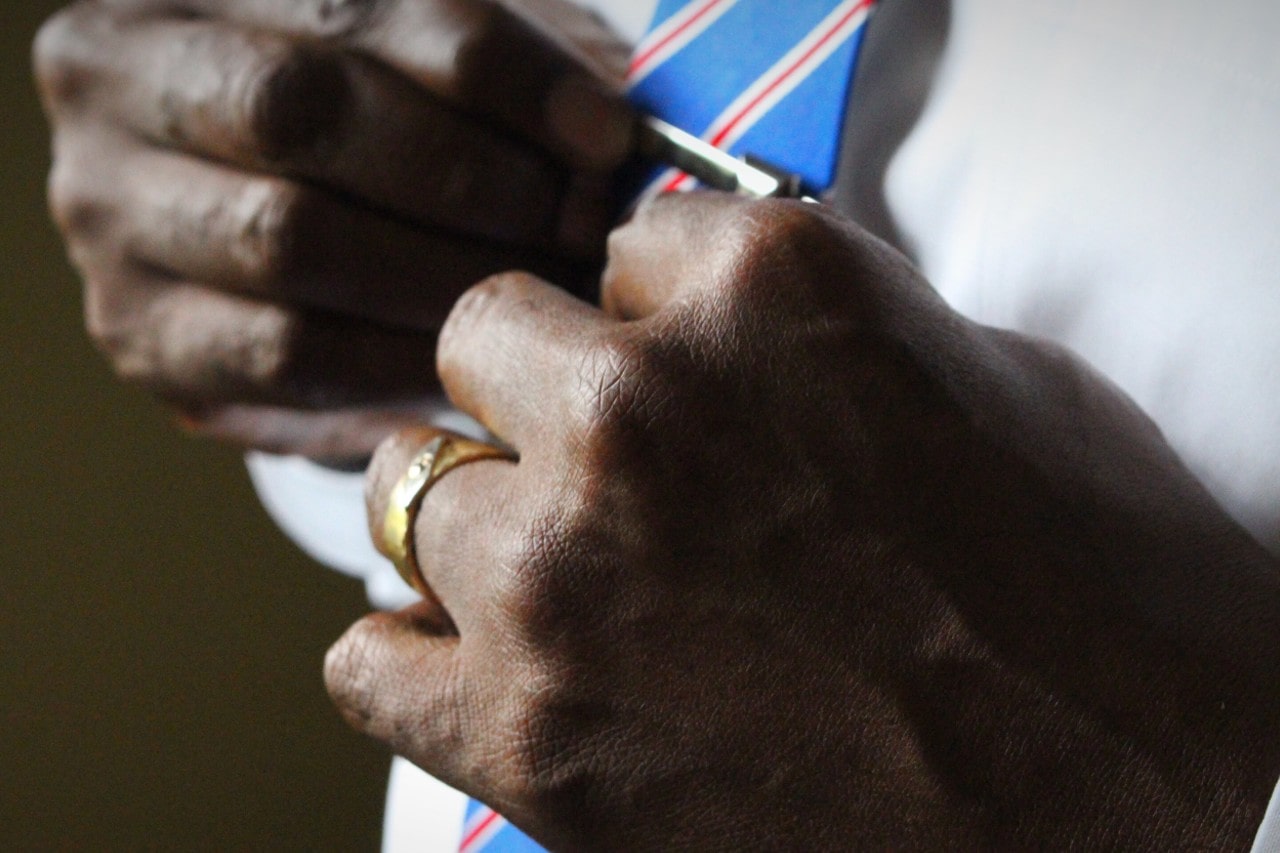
[247,0,1280,847]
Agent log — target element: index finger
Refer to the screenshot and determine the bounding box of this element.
[106,0,637,171]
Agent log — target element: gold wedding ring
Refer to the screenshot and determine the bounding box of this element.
[381,433,511,597]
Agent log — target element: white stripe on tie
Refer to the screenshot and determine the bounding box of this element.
[627,0,741,86]
[662,0,874,192]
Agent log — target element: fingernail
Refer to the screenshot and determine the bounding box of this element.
[547,76,636,171]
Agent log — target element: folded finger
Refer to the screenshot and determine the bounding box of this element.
[365,427,515,625]
[325,602,546,823]
[37,4,588,249]
[83,264,441,410]
[600,192,757,320]
[102,0,637,172]
[437,272,611,452]
[81,140,583,329]
[324,605,471,778]
[179,403,438,460]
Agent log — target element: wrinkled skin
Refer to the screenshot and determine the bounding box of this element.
[35,1,1280,848]
[34,0,635,457]
[345,193,1280,849]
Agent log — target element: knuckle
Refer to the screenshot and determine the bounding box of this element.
[238,307,387,408]
[322,619,378,717]
[438,272,533,366]
[88,312,153,387]
[239,43,351,163]
[81,276,135,359]
[304,0,388,38]
[46,161,105,241]
[82,284,168,389]
[234,180,317,284]
[577,333,679,449]
[503,692,596,822]
[77,274,318,405]
[449,0,518,92]
[662,198,856,333]
[82,289,124,357]
[488,629,610,827]
[496,512,578,636]
[233,306,312,398]
[485,501,616,667]
[598,226,638,313]
[726,199,834,293]
[324,613,459,758]
[108,350,154,387]
[33,3,101,111]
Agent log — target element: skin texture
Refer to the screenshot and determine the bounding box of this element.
[34,0,635,456]
[347,193,1280,849]
[34,1,1280,847]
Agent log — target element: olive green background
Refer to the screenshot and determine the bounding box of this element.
[2,3,389,848]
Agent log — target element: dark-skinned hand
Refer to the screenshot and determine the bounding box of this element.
[34,0,635,458]
[341,193,1280,849]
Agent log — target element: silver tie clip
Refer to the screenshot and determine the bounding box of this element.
[635,115,817,202]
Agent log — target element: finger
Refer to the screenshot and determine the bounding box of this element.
[601,191,760,320]
[178,403,437,460]
[324,605,472,778]
[37,6,595,250]
[77,139,584,329]
[437,272,611,451]
[82,264,441,410]
[325,605,538,818]
[365,427,515,623]
[104,0,637,172]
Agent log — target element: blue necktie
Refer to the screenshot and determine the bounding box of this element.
[458,798,543,852]
[460,2,875,849]
[629,0,876,195]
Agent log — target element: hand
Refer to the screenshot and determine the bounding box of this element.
[332,193,1280,848]
[34,0,635,456]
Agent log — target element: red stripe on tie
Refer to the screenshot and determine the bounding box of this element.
[708,0,873,149]
[662,171,691,193]
[654,0,873,195]
[458,808,503,852]
[627,0,730,79]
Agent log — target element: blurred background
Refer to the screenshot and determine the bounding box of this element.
[2,2,389,848]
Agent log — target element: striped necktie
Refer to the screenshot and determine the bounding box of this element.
[459,2,875,849]
[630,0,877,196]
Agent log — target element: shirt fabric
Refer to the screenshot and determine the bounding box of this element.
[245,0,1280,848]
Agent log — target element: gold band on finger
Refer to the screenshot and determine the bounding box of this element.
[381,433,511,597]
